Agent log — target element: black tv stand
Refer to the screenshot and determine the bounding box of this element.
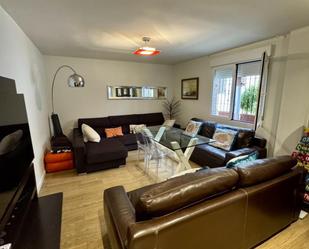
[0,165,62,249]
[14,193,62,249]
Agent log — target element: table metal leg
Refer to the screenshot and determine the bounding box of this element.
[154,126,166,142]
[171,138,198,173]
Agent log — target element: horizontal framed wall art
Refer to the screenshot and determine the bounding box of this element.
[107,86,167,100]
[181,77,199,100]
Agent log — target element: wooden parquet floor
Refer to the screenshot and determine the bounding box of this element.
[40,151,309,249]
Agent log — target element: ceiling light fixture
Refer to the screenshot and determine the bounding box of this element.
[133,37,160,56]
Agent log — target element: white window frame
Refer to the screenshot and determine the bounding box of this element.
[211,60,262,126]
[211,64,236,119]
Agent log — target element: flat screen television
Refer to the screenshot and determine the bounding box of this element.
[0,76,34,230]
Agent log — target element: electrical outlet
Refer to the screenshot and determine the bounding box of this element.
[0,243,11,249]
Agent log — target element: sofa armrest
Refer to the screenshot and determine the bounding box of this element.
[72,128,86,173]
[252,136,267,148]
[225,145,268,163]
[225,148,256,163]
[253,146,267,159]
[104,186,136,249]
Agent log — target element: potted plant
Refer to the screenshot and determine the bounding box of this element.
[162,97,181,120]
[240,86,258,123]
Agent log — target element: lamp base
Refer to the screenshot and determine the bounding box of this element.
[51,113,63,137]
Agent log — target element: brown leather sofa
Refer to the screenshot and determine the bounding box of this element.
[72,112,164,173]
[104,156,303,249]
[189,118,267,168]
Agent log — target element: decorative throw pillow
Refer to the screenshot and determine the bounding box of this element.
[162,119,176,128]
[211,128,237,151]
[183,120,202,137]
[226,151,259,168]
[0,129,23,155]
[81,124,100,143]
[105,127,124,138]
[129,124,146,134]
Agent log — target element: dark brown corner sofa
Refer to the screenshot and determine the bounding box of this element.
[72,112,165,173]
[72,113,267,174]
[104,156,304,249]
[190,117,267,168]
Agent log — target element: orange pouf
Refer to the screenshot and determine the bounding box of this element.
[45,160,74,173]
[45,152,73,163]
[44,152,74,173]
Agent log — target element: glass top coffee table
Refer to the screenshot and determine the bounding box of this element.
[144,126,215,173]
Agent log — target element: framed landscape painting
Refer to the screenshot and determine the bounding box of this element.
[181,77,199,99]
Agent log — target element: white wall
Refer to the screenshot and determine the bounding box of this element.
[274,27,309,155]
[174,30,309,156]
[44,56,174,136]
[0,6,50,191]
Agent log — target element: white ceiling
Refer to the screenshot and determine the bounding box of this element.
[1,0,309,64]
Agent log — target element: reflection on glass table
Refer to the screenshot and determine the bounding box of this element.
[144,126,215,173]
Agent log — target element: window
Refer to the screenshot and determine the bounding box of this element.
[211,66,234,118]
[211,60,262,125]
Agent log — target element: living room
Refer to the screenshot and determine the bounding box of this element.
[0,1,309,249]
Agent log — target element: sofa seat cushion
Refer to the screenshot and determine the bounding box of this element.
[235,156,297,187]
[134,167,238,220]
[111,134,137,146]
[86,139,127,164]
[190,144,227,167]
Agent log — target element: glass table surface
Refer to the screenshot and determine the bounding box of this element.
[146,125,215,150]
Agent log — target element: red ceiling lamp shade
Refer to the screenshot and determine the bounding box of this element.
[133,37,160,56]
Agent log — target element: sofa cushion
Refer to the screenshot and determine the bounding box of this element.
[81,124,101,143]
[134,167,238,220]
[129,124,146,134]
[236,130,255,149]
[78,117,111,130]
[226,151,259,168]
[234,156,297,187]
[86,139,127,164]
[211,128,237,151]
[105,127,124,138]
[78,117,111,137]
[216,124,255,149]
[138,113,164,126]
[109,114,140,134]
[183,120,203,137]
[192,118,216,138]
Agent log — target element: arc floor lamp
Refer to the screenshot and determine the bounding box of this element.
[50,65,85,137]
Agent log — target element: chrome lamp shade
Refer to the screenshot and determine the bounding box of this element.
[51,65,85,114]
[68,73,85,87]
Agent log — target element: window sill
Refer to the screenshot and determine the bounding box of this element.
[209,115,255,129]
